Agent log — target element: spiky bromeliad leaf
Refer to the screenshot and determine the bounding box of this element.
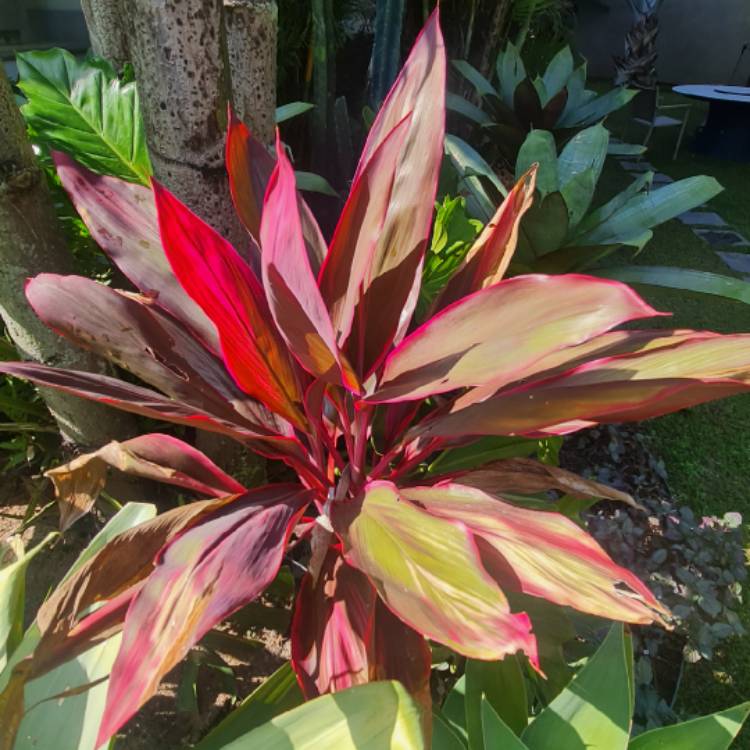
[17,49,150,183]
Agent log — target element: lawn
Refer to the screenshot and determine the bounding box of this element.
[597,91,750,741]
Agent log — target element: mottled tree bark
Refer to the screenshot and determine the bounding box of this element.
[0,69,135,448]
[124,0,244,247]
[224,0,277,145]
[80,0,129,68]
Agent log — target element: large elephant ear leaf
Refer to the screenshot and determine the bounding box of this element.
[16,48,151,183]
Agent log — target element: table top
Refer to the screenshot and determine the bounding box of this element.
[673,84,750,103]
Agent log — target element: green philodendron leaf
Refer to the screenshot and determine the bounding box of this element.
[497,42,527,108]
[482,699,529,750]
[561,168,597,230]
[573,171,652,238]
[213,681,424,750]
[576,176,723,247]
[453,60,498,100]
[194,663,303,750]
[17,48,151,184]
[444,135,505,221]
[628,702,750,750]
[557,124,609,187]
[446,93,493,127]
[541,47,574,101]
[522,624,632,750]
[516,130,557,198]
[516,191,570,262]
[560,86,636,128]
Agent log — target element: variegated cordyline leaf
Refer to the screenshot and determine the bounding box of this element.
[0,362,301,458]
[420,334,750,439]
[153,181,306,427]
[1,499,218,725]
[451,457,636,506]
[400,483,670,626]
[96,484,313,746]
[260,136,359,391]
[435,166,537,309]
[53,152,219,353]
[46,433,246,530]
[290,545,431,712]
[318,114,412,344]
[332,481,539,666]
[343,9,446,378]
[225,111,327,272]
[370,275,661,403]
[25,274,284,434]
[291,545,374,697]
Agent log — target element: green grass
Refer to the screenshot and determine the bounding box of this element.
[595,91,750,743]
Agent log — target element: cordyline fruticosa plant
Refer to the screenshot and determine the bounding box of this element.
[3,12,750,747]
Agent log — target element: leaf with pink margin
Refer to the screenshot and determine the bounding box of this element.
[291,545,432,731]
[318,114,412,343]
[27,500,220,682]
[53,152,219,352]
[0,362,299,455]
[343,9,446,377]
[421,334,750,439]
[401,483,670,626]
[153,181,306,427]
[371,275,662,403]
[25,274,285,434]
[96,484,313,745]
[225,111,327,272]
[261,136,359,390]
[291,544,375,698]
[46,433,247,530]
[332,480,539,664]
[451,457,636,507]
[436,166,537,309]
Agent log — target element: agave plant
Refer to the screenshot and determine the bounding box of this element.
[448,43,636,164]
[3,11,750,747]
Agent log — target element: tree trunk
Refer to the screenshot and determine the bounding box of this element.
[477,0,513,81]
[80,0,129,69]
[124,0,245,247]
[0,69,135,448]
[224,0,277,145]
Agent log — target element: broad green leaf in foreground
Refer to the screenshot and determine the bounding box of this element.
[522,624,631,750]
[17,48,150,183]
[195,663,303,750]
[216,680,424,750]
[628,702,750,750]
[0,534,55,671]
[6,504,156,750]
